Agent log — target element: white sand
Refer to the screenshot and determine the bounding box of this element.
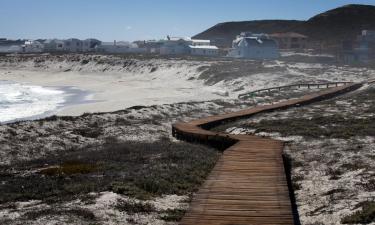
[0,68,221,117]
[1,56,374,119]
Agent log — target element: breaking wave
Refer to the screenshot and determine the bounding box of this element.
[0,80,66,122]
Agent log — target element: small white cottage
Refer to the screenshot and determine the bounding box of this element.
[160,36,219,56]
[63,38,83,52]
[189,45,219,56]
[40,39,64,52]
[82,39,101,52]
[96,41,146,53]
[228,32,279,59]
[22,40,44,53]
[160,37,191,55]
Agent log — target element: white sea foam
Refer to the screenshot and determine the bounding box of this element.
[0,81,66,122]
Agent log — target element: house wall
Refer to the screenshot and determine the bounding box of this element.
[96,45,146,54]
[0,45,22,53]
[63,39,83,52]
[40,40,64,52]
[190,48,218,56]
[160,42,190,55]
[82,39,101,52]
[23,42,43,53]
[228,45,279,59]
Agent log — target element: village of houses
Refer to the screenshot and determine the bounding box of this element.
[0,29,374,63]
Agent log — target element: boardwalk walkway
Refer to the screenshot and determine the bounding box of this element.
[172,83,363,225]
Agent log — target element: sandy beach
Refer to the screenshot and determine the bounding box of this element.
[0,68,221,117]
[0,54,374,120]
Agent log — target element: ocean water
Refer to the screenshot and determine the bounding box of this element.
[0,81,66,123]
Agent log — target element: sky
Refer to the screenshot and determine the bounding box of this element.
[1,0,375,41]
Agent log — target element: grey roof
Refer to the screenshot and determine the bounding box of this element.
[243,38,277,47]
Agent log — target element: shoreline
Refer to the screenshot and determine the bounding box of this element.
[1,84,94,124]
[0,66,223,118]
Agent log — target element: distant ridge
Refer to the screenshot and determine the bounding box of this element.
[193,4,375,47]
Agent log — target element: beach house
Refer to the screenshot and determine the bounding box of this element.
[228,32,279,59]
[82,39,101,52]
[340,30,375,64]
[43,39,65,52]
[356,30,375,63]
[0,39,25,53]
[22,40,44,53]
[63,38,83,52]
[135,40,166,54]
[96,41,146,53]
[160,36,219,56]
[160,37,191,55]
[189,39,219,56]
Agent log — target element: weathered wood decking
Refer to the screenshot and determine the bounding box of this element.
[238,81,353,99]
[172,83,363,225]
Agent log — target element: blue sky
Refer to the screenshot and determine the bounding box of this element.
[1,0,374,41]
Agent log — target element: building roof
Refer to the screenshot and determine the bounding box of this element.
[168,37,191,42]
[188,45,218,50]
[191,39,210,43]
[44,39,64,44]
[242,37,277,47]
[270,32,308,38]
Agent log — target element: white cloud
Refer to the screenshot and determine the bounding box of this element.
[126,26,132,30]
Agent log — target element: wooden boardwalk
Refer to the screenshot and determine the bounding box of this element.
[238,81,353,99]
[172,83,363,225]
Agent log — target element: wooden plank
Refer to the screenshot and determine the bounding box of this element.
[172,83,362,225]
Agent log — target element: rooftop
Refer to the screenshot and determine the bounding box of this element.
[188,45,218,49]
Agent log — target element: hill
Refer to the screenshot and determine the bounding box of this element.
[193,20,303,47]
[297,4,375,42]
[193,4,375,47]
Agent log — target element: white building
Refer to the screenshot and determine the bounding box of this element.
[189,39,219,56]
[160,37,191,55]
[0,39,25,53]
[191,39,210,46]
[160,36,219,56]
[82,39,101,52]
[63,38,83,52]
[134,40,165,54]
[22,40,44,53]
[43,39,65,52]
[228,32,279,59]
[189,45,219,56]
[96,41,146,53]
[0,45,22,53]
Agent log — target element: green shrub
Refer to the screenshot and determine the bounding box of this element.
[0,140,218,204]
[24,208,96,221]
[110,182,151,200]
[159,208,186,221]
[342,202,375,224]
[115,200,155,214]
[39,161,98,176]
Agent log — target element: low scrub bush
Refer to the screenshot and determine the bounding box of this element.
[159,208,186,221]
[341,202,375,224]
[0,140,219,204]
[39,161,98,176]
[115,200,155,214]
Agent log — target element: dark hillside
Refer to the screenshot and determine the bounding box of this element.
[194,4,375,48]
